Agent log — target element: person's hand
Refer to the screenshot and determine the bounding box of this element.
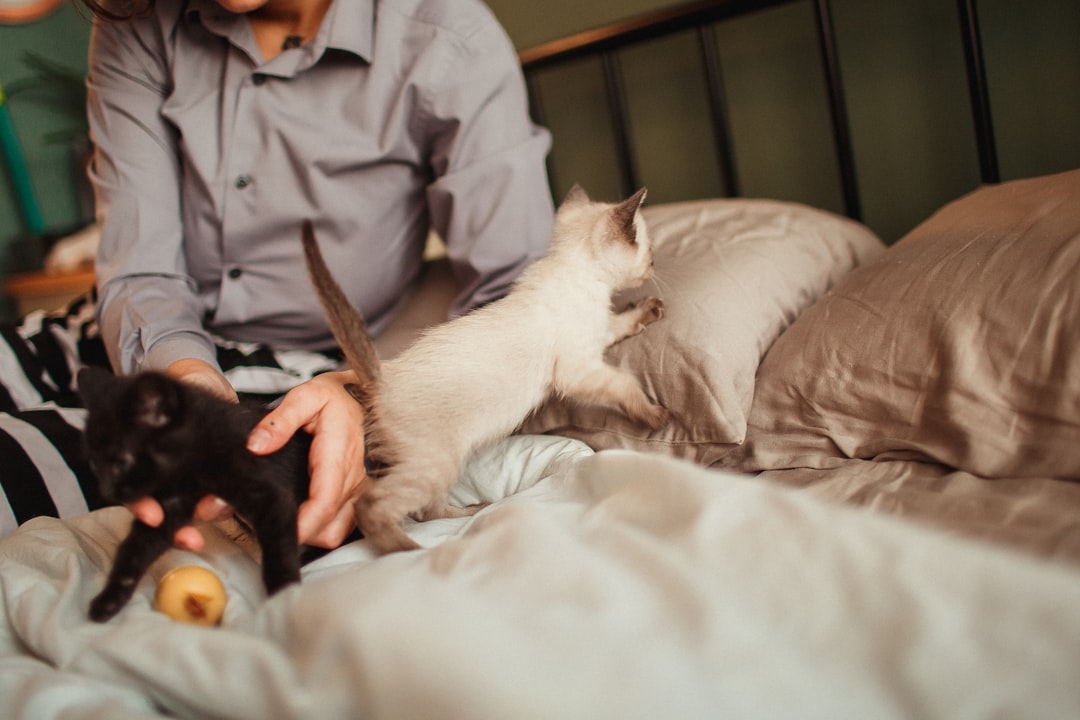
[247,370,368,548]
[123,359,238,552]
[126,495,233,552]
[167,357,238,403]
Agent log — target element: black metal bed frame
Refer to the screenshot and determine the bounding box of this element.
[519,0,999,222]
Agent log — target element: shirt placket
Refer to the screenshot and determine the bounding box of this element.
[218,64,264,318]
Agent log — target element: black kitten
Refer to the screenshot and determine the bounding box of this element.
[77,366,312,623]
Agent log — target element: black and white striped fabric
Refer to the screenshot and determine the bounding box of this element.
[0,294,344,538]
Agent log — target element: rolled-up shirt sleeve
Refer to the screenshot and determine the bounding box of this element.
[423,9,554,316]
[87,13,218,374]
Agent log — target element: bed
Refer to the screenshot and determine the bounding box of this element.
[2,1,1079,718]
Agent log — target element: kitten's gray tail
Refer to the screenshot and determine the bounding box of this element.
[301,220,382,407]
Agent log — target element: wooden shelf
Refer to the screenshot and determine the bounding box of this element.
[3,264,95,315]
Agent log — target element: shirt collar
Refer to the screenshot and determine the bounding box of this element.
[181,0,373,65]
[323,0,374,62]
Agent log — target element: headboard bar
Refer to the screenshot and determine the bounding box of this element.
[811,0,860,219]
[600,51,641,194]
[697,24,740,197]
[517,0,793,69]
[520,0,1003,219]
[957,0,1000,184]
[520,0,862,218]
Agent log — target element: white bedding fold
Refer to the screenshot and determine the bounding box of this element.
[2,436,1078,719]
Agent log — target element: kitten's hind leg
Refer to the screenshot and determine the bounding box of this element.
[608,297,664,345]
[246,501,302,595]
[355,486,423,555]
[565,364,669,430]
[420,501,488,521]
[356,463,485,553]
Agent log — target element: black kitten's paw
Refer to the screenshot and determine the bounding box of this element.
[89,591,126,623]
[262,566,302,596]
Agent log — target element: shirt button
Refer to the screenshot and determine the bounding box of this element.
[228,267,243,280]
[235,174,253,189]
[252,74,266,86]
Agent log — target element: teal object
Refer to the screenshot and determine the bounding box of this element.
[0,80,46,236]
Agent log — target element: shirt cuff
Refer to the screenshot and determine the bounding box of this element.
[141,332,221,375]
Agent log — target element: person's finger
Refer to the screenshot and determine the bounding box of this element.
[173,525,205,552]
[289,372,367,546]
[301,501,357,549]
[298,412,365,547]
[127,496,164,527]
[298,466,360,547]
[247,388,318,455]
[193,495,233,523]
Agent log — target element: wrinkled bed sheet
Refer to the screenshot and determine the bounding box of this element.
[2,435,1079,719]
[757,459,1080,566]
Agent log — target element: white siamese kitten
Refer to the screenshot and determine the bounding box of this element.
[302,184,668,554]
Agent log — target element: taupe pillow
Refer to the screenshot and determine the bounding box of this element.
[722,169,1080,478]
[521,198,884,464]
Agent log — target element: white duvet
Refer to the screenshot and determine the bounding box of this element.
[2,435,1078,719]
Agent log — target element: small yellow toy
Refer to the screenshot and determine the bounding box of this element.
[153,566,228,626]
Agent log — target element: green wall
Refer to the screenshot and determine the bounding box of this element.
[0,4,91,281]
[490,0,1080,243]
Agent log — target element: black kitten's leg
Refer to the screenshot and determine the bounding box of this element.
[89,522,172,622]
[248,501,302,595]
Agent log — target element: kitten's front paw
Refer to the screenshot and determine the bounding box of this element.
[89,591,125,623]
[640,402,670,431]
[637,297,664,325]
[625,297,664,335]
[623,397,670,430]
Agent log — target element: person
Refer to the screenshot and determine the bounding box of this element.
[0,0,553,546]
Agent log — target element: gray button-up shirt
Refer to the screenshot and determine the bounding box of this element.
[87,0,553,374]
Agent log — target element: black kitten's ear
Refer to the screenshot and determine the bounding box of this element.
[130,374,182,429]
[76,366,116,409]
[612,186,648,244]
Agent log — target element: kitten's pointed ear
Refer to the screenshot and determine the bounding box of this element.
[560,183,590,208]
[612,186,648,242]
[131,374,181,429]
